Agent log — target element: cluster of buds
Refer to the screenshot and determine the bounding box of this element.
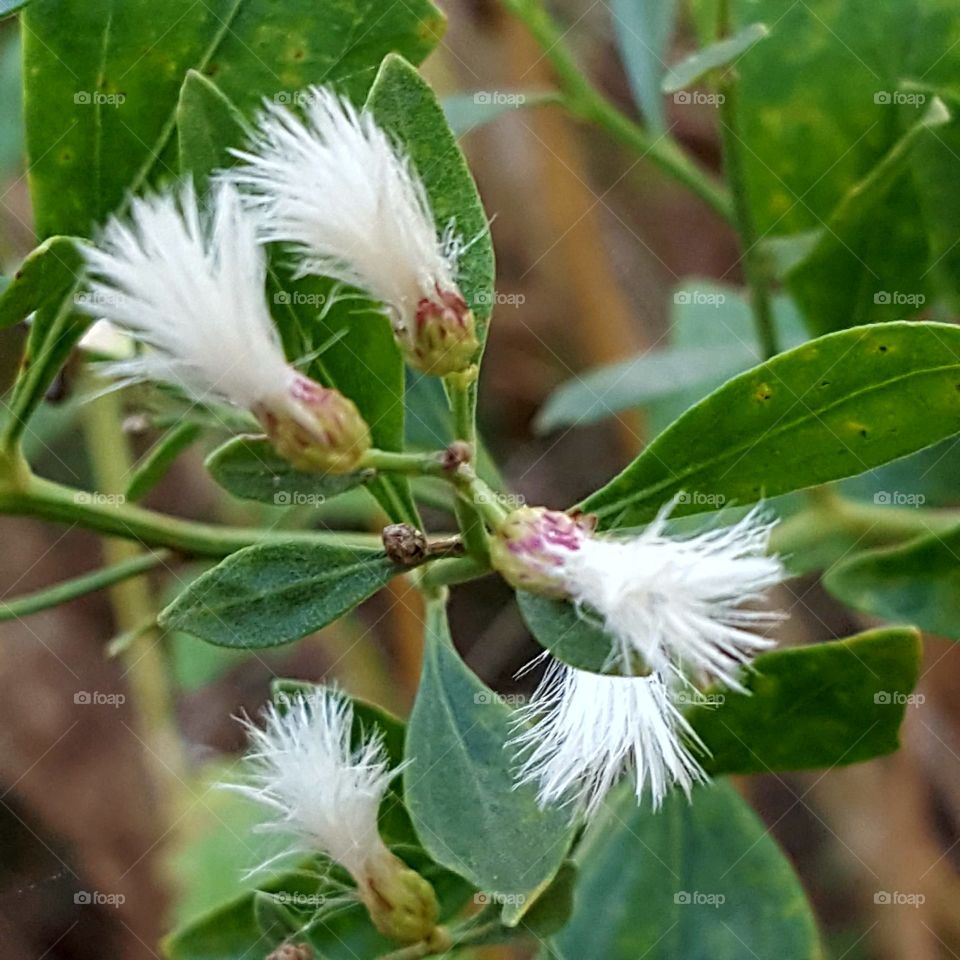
[232,690,444,946]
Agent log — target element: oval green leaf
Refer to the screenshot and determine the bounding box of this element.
[516,591,623,675]
[404,600,573,898]
[824,530,960,639]
[690,627,922,775]
[205,435,372,506]
[552,780,821,960]
[159,543,400,647]
[661,22,769,94]
[582,322,960,529]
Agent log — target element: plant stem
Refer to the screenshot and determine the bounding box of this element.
[0,472,380,556]
[360,448,448,476]
[81,392,187,822]
[419,555,492,590]
[0,550,172,621]
[501,0,734,223]
[715,0,779,359]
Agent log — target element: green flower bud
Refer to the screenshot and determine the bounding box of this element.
[256,371,370,475]
[359,849,441,945]
[404,287,479,376]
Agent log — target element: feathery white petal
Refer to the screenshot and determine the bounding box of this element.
[562,507,784,688]
[230,691,394,878]
[512,664,706,816]
[78,182,290,408]
[227,88,458,328]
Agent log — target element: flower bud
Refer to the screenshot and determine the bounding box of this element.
[489,506,594,598]
[405,287,479,376]
[358,848,441,945]
[256,371,371,475]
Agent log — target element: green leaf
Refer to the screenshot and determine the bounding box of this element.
[176,69,248,191]
[0,30,23,171]
[535,344,752,434]
[516,591,622,675]
[552,781,821,960]
[506,861,577,934]
[404,600,573,898]
[786,99,951,336]
[205,435,372,506]
[442,90,555,135]
[824,530,960,638]
[662,22,769,94]
[910,85,960,311]
[581,322,960,528]
[1,237,87,449]
[159,542,399,648]
[534,281,808,435]
[690,628,922,775]
[0,235,83,330]
[694,0,960,236]
[126,423,202,501]
[611,0,677,132]
[22,0,445,239]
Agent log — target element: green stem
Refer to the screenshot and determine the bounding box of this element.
[0,550,173,621]
[715,1,779,359]
[360,448,448,476]
[501,0,734,223]
[0,472,380,557]
[419,555,492,590]
[81,392,187,820]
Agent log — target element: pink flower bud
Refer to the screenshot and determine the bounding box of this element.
[489,506,594,597]
[256,371,371,475]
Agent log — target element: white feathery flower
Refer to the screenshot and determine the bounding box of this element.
[78,183,372,474]
[231,691,394,878]
[512,663,707,816]
[491,503,784,690]
[79,181,290,410]
[231,691,441,946]
[227,88,479,375]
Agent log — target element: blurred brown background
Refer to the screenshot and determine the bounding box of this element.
[2,2,960,958]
